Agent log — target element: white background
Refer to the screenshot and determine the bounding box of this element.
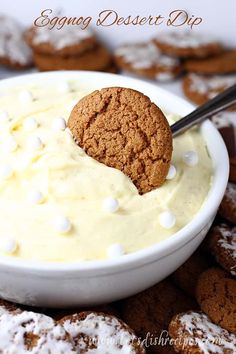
[1,0,236,47]
[1,0,236,100]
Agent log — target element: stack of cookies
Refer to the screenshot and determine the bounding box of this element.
[0,15,32,70]
[114,31,236,184]
[25,26,116,73]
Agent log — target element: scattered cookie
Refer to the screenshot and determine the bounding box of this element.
[153,32,222,58]
[211,112,236,156]
[25,26,96,56]
[114,42,182,81]
[68,87,172,194]
[169,311,236,354]
[206,224,236,277]
[184,50,236,74]
[59,311,146,353]
[0,15,32,69]
[171,250,212,297]
[182,73,236,108]
[121,279,197,353]
[33,44,112,72]
[0,302,75,353]
[196,267,236,333]
[219,182,236,224]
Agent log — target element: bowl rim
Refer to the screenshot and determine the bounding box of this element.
[0,70,229,274]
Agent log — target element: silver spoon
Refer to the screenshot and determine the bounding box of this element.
[171,83,236,137]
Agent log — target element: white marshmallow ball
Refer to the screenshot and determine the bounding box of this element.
[0,237,17,254]
[166,165,177,180]
[24,117,38,131]
[102,197,119,213]
[57,81,71,94]
[159,211,176,229]
[27,136,43,151]
[2,134,18,152]
[53,216,71,234]
[182,151,199,167]
[27,190,44,204]
[0,165,13,180]
[0,110,10,123]
[52,117,67,131]
[107,243,124,258]
[18,90,33,104]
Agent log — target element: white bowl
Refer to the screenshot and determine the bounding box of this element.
[0,71,229,308]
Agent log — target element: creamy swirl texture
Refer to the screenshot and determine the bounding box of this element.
[0,81,212,262]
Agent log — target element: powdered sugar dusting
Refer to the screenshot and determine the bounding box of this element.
[178,311,236,354]
[211,113,232,129]
[0,305,75,353]
[63,313,141,353]
[157,32,218,48]
[33,26,93,50]
[226,182,236,202]
[115,42,179,69]
[189,73,236,96]
[0,16,32,65]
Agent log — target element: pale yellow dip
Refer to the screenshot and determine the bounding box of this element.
[0,81,212,262]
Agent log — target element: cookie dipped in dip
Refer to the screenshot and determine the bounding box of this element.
[0,79,212,262]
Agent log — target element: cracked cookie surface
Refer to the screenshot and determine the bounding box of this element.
[121,279,196,353]
[169,311,236,354]
[196,268,236,334]
[68,87,172,194]
[219,183,236,224]
[207,224,236,277]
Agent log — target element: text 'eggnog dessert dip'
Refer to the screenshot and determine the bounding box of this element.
[0,79,212,262]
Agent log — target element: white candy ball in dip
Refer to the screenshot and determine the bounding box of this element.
[0,237,17,254]
[27,190,44,204]
[24,117,38,131]
[57,81,71,93]
[166,164,177,180]
[53,216,71,234]
[182,151,199,166]
[0,110,10,123]
[102,197,119,213]
[0,165,13,180]
[18,90,33,104]
[2,134,18,152]
[27,136,43,151]
[52,117,67,131]
[159,211,176,229]
[107,243,124,258]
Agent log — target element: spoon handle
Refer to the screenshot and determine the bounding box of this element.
[171,83,236,137]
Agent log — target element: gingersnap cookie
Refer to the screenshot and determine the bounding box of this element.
[196,267,236,333]
[120,279,197,353]
[184,50,236,74]
[182,73,236,108]
[169,311,236,354]
[206,224,236,277]
[25,26,96,57]
[171,250,212,297]
[68,87,172,194]
[219,183,236,224]
[59,311,146,353]
[114,42,182,81]
[33,44,112,72]
[211,112,236,157]
[153,32,222,58]
[0,15,32,69]
[0,303,75,352]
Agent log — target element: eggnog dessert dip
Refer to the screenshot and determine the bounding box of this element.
[0,80,212,262]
